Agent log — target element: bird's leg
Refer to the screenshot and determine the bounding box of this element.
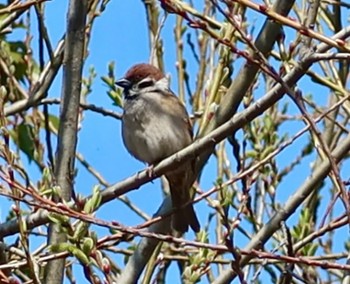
[135,164,156,182]
[146,163,155,178]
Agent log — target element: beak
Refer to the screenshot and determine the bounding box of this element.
[115,78,131,89]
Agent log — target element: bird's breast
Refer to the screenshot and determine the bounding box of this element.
[122,98,190,164]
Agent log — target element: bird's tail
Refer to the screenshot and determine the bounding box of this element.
[167,172,200,233]
[172,202,200,233]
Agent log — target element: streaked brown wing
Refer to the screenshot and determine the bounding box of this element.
[160,89,193,143]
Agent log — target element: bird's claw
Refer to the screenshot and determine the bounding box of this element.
[146,164,155,178]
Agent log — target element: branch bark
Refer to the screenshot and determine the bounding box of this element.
[43,1,88,283]
[4,39,64,116]
[117,197,172,283]
[212,127,350,284]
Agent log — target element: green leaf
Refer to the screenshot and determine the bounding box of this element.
[101,61,123,108]
[50,243,90,265]
[49,115,60,131]
[108,89,123,107]
[72,221,89,241]
[50,242,71,253]
[0,41,28,83]
[48,212,70,225]
[71,247,90,265]
[16,123,35,162]
[82,237,94,255]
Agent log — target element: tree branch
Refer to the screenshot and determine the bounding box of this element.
[0,24,349,240]
[43,0,88,283]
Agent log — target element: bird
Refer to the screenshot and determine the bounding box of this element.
[116,63,200,233]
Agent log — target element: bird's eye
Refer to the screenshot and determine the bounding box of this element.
[138,79,154,89]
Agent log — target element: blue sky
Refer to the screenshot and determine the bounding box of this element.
[1,0,349,283]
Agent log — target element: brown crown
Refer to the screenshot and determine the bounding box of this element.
[123,63,164,84]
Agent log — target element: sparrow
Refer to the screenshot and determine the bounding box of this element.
[116,63,200,233]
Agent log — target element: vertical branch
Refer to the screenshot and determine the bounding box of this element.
[117,198,172,283]
[143,0,164,70]
[196,0,295,174]
[34,4,55,168]
[174,15,185,102]
[300,0,320,48]
[43,0,88,283]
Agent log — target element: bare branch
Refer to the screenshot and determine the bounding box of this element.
[43,0,88,282]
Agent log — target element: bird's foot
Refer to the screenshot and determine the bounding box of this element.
[146,164,155,178]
